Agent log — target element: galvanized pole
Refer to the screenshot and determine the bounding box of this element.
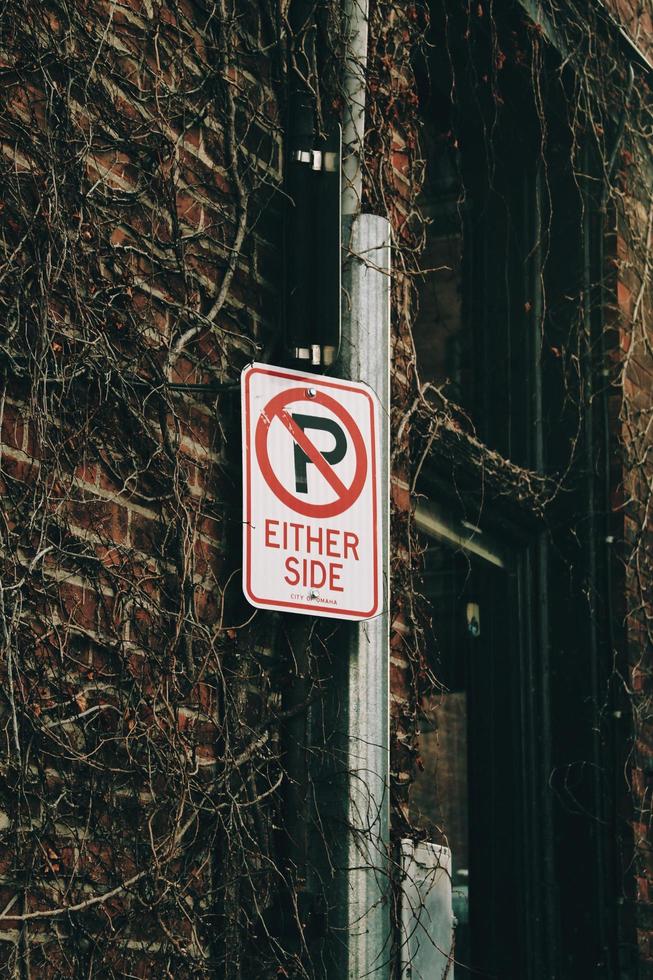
[339,215,391,977]
[339,0,392,973]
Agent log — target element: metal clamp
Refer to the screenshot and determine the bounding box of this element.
[292,149,324,171]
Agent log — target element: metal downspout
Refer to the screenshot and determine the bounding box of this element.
[339,0,391,974]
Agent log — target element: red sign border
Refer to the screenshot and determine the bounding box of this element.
[242,364,381,620]
[255,386,368,519]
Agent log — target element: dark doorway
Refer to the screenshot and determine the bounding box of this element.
[411,510,531,979]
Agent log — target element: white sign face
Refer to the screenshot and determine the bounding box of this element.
[242,363,382,620]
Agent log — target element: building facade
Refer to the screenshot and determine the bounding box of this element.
[0,0,651,977]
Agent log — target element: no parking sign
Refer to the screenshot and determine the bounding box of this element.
[241,363,382,620]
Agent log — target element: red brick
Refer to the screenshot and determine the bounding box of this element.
[62,496,129,543]
[0,402,26,451]
[175,189,204,229]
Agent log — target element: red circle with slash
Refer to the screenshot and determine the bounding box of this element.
[255,387,368,518]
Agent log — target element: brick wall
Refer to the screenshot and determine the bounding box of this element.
[0,1,285,975]
[1,0,648,974]
[604,0,653,59]
[604,2,653,974]
[0,0,431,973]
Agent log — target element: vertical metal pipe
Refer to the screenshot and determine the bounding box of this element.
[338,2,391,973]
[340,212,391,980]
[342,0,369,217]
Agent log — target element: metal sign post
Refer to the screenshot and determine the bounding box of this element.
[339,213,391,978]
[241,362,382,621]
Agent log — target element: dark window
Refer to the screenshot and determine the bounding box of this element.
[412,507,535,978]
[412,1,586,472]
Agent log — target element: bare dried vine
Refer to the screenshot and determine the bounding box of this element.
[0,0,650,975]
[0,0,293,975]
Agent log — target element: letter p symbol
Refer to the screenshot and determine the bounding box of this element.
[291,414,347,493]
